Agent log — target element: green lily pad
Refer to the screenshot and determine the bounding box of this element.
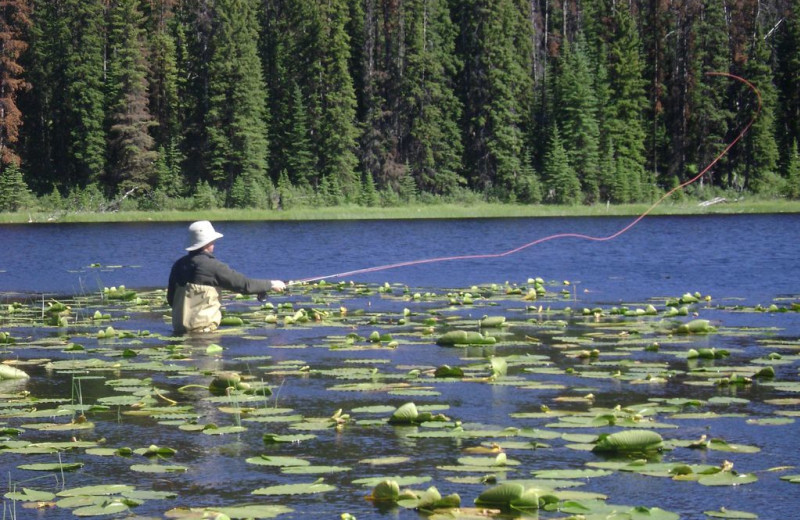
[359,456,411,465]
[163,505,293,518]
[592,430,663,453]
[245,455,310,467]
[533,468,613,479]
[130,463,188,473]
[704,508,758,518]
[697,471,758,486]
[57,484,135,497]
[252,479,336,495]
[18,462,84,471]
[3,487,57,501]
[72,500,130,517]
[281,465,351,474]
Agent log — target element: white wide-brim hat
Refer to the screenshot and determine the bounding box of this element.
[185,220,224,251]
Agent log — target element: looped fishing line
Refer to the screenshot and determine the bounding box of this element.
[294,72,761,285]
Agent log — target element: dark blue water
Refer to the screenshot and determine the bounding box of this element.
[1,214,799,519]
[3,214,798,303]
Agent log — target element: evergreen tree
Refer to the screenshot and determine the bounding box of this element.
[106,0,157,194]
[24,0,106,191]
[313,0,360,200]
[542,126,580,204]
[205,0,270,206]
[145,0,185,179]
[153,141,183,197]
[173,0,213,188]
[356,0,384,189]
[359,171,380,206]
[63,0,107,188]
[638,0,671,188]
[688,0,732,191]
[592,48,616,202]
[0,0,31,168]
[785,139,800,199]
[0,162,32,211]
[554,35,601,203]
[604,4,649,202]
[403,0,465,195]
[284,82,316,188]
[515,147,542,204]
[260,0,297,186]
[453,0,534,200]
[776,0,800,176]
[735,27,779,194]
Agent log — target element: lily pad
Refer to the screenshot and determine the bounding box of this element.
[704,508,758,519]
[252,479,336,496]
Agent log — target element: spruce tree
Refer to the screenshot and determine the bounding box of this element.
[284,82,316,189]
[106,0,157,195]
[205,0,270,207]
[554,35,601,203]
[359,171,380,206]
[64,0,106,188]
[402,0,464,196]
[453,0,534,200]
[605,4,649,202]
[0,162,32,211]
[786,140,800,199]
[146,0,185,182]
[173,0,213,188]
[542,126,580,204]
[735,27,779,194]
[688,0,732,191]
[776,0,800,177]
[26,0,106,191]
[313,0,360,201]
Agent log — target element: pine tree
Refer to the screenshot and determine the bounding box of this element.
[173,0,213,188]
[284,82,316,189]
[554,34,601,203]
[402,0,464,196]
[24,0,106,191]
[735,26,779,194]
[63,0,106,188]
[0,0,31,168]
[355,0,382,188]
[145,0,185,175]
[786,140,800,199]
[0,162,32,211]
[688,0,732,191]
[453,0,534,200]
[205,0,270,207]
[106,0,157,195]
[359,171,380,206]
[604,4,649,202]
[313,0,360,200]
[776,0,800,177]
[542,126,580,204]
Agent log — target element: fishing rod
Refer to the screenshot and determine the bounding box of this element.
[289,72,761,287]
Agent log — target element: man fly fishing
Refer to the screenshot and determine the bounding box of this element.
[167,220,286,334]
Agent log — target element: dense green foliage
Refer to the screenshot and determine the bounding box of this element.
[2,0,799,212]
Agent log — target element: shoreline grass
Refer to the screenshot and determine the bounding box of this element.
[2,199,799,224]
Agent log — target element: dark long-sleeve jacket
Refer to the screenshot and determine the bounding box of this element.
[167,251,270,333]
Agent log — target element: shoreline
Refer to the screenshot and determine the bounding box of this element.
[2,199,798,224]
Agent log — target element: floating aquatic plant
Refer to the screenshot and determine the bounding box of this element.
[0,278,796,518]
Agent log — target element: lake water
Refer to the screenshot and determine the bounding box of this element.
[1,214,799,519]
[2,214,798,302]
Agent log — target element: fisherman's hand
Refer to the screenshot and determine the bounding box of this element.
[270,280,287,292]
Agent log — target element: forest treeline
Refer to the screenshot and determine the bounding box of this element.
[1,0,800,213]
